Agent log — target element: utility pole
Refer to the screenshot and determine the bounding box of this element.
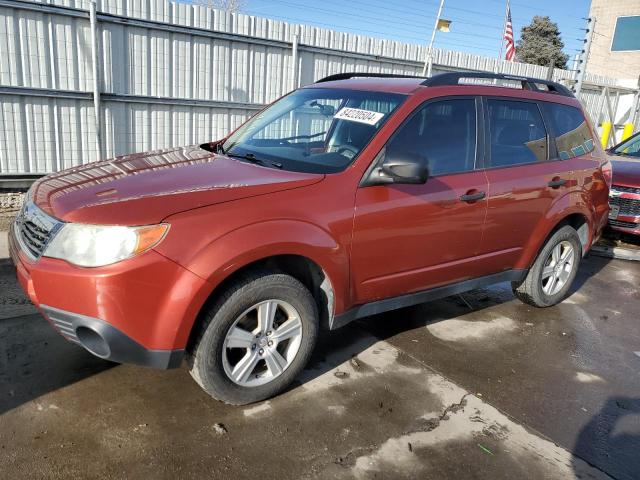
[421,0,445,77]
[89,0,102,161]
[574,17,595,97]
[546,55,555,80]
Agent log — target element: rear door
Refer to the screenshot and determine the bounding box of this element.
[351,97,489,303]
[478,97,575,271]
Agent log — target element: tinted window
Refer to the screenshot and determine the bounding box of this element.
[488,100,548,167]
[386,99,477,176]
[542,103,595,159]
[612,16,640,51]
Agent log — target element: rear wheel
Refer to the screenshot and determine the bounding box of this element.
[512,225,582,307]
[187,271,318,405]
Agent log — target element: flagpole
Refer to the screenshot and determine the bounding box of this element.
[498,0,510,60]
[422,0,445,77]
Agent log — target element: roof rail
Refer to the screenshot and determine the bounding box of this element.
[422,72,574,97]
[314,71,574,98]
[315,72,425,83]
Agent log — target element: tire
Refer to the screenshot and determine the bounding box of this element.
[187,270,318,405]
[512,225,582,308]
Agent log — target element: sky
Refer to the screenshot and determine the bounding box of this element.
[242,0,591,62]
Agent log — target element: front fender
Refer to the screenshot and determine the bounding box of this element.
[174,219,350,314]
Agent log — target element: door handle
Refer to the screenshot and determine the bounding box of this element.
[547,178,567,188]
[460,190,486,203]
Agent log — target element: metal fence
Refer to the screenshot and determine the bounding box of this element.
[1,0,638,174]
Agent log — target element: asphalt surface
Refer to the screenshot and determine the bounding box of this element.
[0,240,638,479]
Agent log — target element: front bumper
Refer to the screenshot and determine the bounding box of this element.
[608,215,640,236]
[9,223,212,369]
[41,305,184,368]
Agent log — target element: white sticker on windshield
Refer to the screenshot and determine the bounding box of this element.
[334,107,385,126]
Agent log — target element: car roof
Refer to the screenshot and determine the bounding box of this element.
[304,72,578,103]
[305,77,426,95]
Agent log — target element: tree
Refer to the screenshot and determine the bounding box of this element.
[192,0,246,12]
[516,16,569,69]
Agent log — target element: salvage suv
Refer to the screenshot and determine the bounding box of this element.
[10,72,610,404]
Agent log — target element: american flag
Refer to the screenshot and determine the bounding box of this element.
[504,5,515,61]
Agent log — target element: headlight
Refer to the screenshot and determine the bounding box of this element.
[43,223,169,267]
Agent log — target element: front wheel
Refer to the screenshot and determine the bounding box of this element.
[512,225,582,308]
[187,271,318,405]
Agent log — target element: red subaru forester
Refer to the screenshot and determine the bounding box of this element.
[10,72,610,404]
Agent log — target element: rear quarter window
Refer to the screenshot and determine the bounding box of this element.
[541,103,595,160]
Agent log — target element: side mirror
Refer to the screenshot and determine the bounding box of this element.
[367,150,428,185]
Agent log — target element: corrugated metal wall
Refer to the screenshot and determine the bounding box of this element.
[0,0,636,174]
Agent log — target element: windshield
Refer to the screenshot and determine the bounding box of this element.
[221,88,406,173]
[613,133,640,157]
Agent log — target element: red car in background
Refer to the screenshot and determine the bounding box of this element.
[607,131,640,236]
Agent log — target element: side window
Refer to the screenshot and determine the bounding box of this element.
[487,99,548,167]
[542,103,595,159]
[386,99,477,176]
[613,134,640,157]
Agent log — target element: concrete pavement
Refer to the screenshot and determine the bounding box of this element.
[0,249,637,479]
[0,314,609,479]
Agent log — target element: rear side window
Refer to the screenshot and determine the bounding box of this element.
[386,98,477,176]
[487,99,548,167]
[542,103,595,159]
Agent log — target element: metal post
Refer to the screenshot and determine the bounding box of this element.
[291,27,299,90]
[631,89,640,130]
[421,0,445,77]
[574,17,594,97]
[546,56,554,81]
[602,87,617,148]
[89,0,102,161]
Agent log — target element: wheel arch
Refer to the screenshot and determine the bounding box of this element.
[517,208,592,270]
[185,253,337,353]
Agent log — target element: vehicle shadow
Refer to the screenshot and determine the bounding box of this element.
[572,396,640,480]
[0,313,114,415]
[296,280,516,389]
[568,250,612,294]
[296,251,612,392]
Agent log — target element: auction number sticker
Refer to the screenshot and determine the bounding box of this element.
[334,107,385,126]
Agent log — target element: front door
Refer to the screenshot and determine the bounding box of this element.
[351,97,489,303]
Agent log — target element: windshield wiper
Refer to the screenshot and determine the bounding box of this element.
[226,152,283,169]
[281,131,327,141]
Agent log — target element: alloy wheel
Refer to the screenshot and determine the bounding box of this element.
[222,300,303,387]
[541,240,575,296]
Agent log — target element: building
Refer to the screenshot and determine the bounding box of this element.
[586,0,640,86]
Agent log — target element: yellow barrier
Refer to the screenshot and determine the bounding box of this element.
[622,123,635,141]
[600,121,612,148]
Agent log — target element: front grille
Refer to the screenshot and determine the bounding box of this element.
[609,196,640,216]
[14,201,62,260]
[609,219,639,229]
[611,185,640,195]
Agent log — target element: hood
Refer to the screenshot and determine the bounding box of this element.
[32,145,324,225]
[608,155,640,188]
